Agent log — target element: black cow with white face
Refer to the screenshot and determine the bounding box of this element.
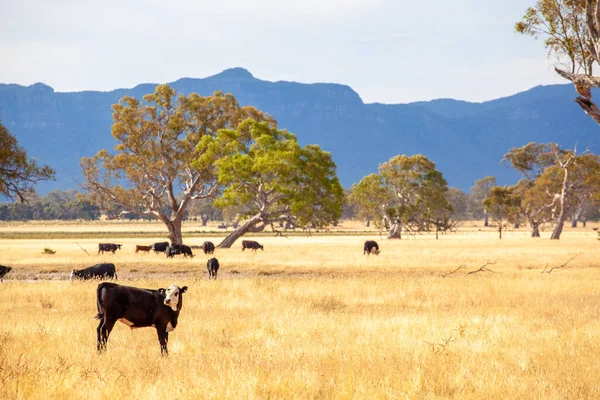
[152,242,170,254]
[202,241,215,255]
[166,244,194,258]
[207,257,219,280]
[95,282,188,355]
[71,263,117,280]
[363,240,380,255]
[0,265,12,281]
[98,243,122,255]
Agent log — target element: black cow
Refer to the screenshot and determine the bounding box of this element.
[152,242,170,254]
[207,257,219,280]
[0,265,12,282]
[166,244,194,258]
[203,241,215,255]
[363,240,380,255]
[242,240,264,251]
[98,243,122,255]
[95,282,188,355]
[71,263,117,280]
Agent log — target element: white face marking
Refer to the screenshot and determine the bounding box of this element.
[70,271,75,280]
[164,285,181,311]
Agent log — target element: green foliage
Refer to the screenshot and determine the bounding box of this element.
[515,0,591,74]
[81,85,273,243]
[0,190,100,221]
[349,154,452,234]
[195,119,344,231]
[0,121,55,202]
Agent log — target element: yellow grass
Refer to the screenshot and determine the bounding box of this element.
[1,221,600,399]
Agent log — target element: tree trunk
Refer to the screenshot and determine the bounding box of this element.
[387,218,402,239]
[550,167,570,240]
[217,214,263,248]
[498,226,502,239]
[201,214,209,226]
[164,219,183,245]
[484,213,489,227]
[583,219,587,227]
[514,222,520,229]
[571,218,578,228]
[531,223,540,238]
[365,219,370,227]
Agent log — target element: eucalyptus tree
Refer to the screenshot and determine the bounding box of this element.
[483,186,522,239]
[503,142,600,239]
[349,154,452,239]
[516,0,600,125]
[468,176,496,226]
[81,85,272,244]
[195,119,345,248]
[0,121,54,202]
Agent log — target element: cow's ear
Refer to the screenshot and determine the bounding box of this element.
[181,286,188,293]
[158,288,166,295]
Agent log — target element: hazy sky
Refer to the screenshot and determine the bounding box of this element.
[1,0,566,104]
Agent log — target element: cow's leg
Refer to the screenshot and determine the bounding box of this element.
[155,325,169,355]
[99,318,117,352]
[96,319,105,352]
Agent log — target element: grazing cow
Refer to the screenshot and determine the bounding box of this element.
[71,263,117,280]
[0,265,12,281]
[363,240,380,255]
[166,244,194,258]
[95,282,188,355]
[242,240,264,251]
[203,241,215,255]
[98,243,122,255]
[207,257,219,280]
[152,242,170,254]
[135,245,152,253]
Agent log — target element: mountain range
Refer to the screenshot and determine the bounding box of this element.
[1,67,599,194]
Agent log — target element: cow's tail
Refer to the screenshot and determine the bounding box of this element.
[95,283,107,320]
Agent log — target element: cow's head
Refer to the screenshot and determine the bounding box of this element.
[117,244,122,249]
[69,269,77,280]
[162,285,188,311]
[371,248,380,255]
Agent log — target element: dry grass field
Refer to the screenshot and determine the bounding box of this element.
[1,220,600,399]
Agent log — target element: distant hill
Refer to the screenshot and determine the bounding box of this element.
[1,67,599,193]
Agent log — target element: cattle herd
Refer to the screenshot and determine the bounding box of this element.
[1,239,379,354]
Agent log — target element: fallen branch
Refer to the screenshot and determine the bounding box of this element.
[423,335,455,355]
[541,253,580,274]
[441,265,467,278]
[466,260,499,275]
[76,242,90,256]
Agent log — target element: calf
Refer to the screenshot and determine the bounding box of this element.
[242,240,264,251]
[98,243,122,255]
[0,265,12,282]
[202,241,215,255]
[207,257,219,280]
[363,240,380,255]
[71,263,117,280]
[166,244,194,258]
[95,282,188,355]
[152,242,170,254]
[135,245,152,253]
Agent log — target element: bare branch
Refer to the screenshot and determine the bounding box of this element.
[466,260,499,275]
[541,253,581,273]
[441,265,467,278]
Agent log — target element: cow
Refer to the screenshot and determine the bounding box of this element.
[166,244,194,258]
[207,257,219,280]
[98,243,122,255]
[0,265,12,282]
[203,241,215,255]
[152,242,170,254]
[363,240,380,255]
[242,240,264,251]
[71,263,117,280]
[135,245,152,253]
[95,282,188,355]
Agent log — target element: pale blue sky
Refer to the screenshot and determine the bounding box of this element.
[1,0,565,103]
